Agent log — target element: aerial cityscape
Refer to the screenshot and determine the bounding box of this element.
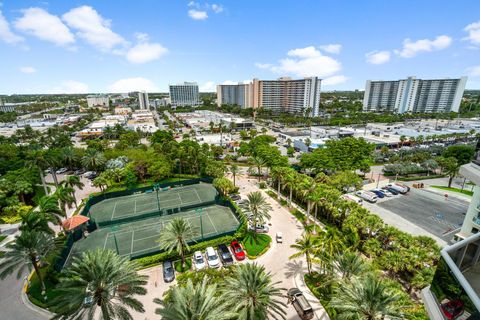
[1,1,480,319]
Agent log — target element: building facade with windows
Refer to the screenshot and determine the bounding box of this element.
[169,82,200,107]
[138,91,149,110]
[86,94,109,108]
[363,77,467,113]
[216,83,253,108]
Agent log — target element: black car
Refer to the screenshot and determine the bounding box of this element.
[163,260,175,283]
[230,194,241,201]
[218,244,234,266]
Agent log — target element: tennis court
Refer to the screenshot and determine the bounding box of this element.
[89,183,217,226]
[67,204,240,264]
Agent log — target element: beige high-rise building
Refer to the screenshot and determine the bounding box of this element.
[216,77,321,117]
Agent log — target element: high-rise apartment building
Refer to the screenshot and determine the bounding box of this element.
[169,82,200,107]
[363,76,467,113]
[216,82,253,108]
[86,94,109,108]
[138,91,149,110]
[216,77,321,116]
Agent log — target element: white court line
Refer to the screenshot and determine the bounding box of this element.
[193,188,202,202]
[131,230,135,255]
[205,212,217,233]
[177,193,183,205]
[111,202,118,220]
[103,233,109,249]
[134,199,137,216]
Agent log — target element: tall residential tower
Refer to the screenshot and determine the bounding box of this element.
[363,76,467,113]
[138,91,149,110]
[169,82,200,107]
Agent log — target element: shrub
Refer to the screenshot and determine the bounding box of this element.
[280,199,288,206]
[290,208,307,224]
[174,259,192,272]
[266,190,278,199]
[258,181,267,189]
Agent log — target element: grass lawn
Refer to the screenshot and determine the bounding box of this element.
[27,268,62,312]
[242,233,271,258]
[431,186,474,196]
[174,259,192,272]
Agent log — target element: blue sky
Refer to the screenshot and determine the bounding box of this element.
[1,0,479,93]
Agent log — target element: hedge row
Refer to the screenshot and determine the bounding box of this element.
[396,174,446,181]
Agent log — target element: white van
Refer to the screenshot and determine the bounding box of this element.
[355,191,378,203]
[387,183,408,194]
[341,194,363,204]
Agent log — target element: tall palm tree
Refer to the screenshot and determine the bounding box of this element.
[240,191,272,236]
[270,166,289,198]
[223,263,286,320]
[158,218,198,268]
[331,252,367,282]
[51,249,147,320]
[45,149,62,187]
[25,150,49,195]
[62,175,84,208]
[330,275,406,320]
[19,210,56,234]
[0,231,56,293]
[61,147,79,170]
[230,164,240,187]
[289,233,317,274]
[249,156,267,181]
[81,149,106,171]
[155,277,234,320]
[282,170,297,207]
[38,195,64,224]
[55,186,75,215]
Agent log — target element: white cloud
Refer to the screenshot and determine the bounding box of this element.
[322,75,348,86]
[108,77,158,93]
[62,6,126,52]
[20,66,36,74]
[0,10,24,44]
[211,4,223,13]
[467,65,480,77]
[395,35,452,58]
[188,1,199,7]
[254,62,272,69]
[269,46,341,78]
[200,81,216,92]
[188,9,208,20]
[365,50,391,64]
[464,21,480,46]
[319,44,342,54]
[14,7,74,46]
[49,80,89,93]
[126,42,168,64]
[287,46,321,59]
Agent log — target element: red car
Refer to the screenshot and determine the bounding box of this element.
[441,299,464,320]
[230,240,245,261]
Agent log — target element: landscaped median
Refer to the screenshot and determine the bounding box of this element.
[431,185,473,196]
[242,233,271,259]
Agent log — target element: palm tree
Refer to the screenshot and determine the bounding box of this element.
[270,166,289,198]
[19,210,56,234]
[249,156,267,181]
[289,233,317,274]
[230,164,240,187]
[223,263,286,320]
[399,135,406,148]
[282,170,297,207]
[55,186,75,215]
[330,275,406,320]
[0,231,56,293]
[37,195,64,224]
[155,277,234,320]
[45,149,62,186]
[51,249,147,319]
[81,149,106,171]
[62,175,84,208]
[240,191,272,235]
[61,147,78,170]
[92,175,108,192]
[331,252,367,281]
[158,218,198,269]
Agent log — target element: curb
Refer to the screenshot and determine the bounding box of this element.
[21,272,54,318]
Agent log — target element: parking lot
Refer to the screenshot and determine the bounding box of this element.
[364,188,469,243]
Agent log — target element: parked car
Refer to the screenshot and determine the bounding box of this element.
[162,260,175,283]
[193,251,206,270]
[287,288,314,320]
[387,183,408,194]
[249,223,269,233]
[441,299,464,320]
[217,244,234,266]
[374,189,392,197]
[230,194,241,201]
[205,247,221,268]
[382,186,399,195]
[341,194,363,204]
[370,190,385,198]
[355,191,377,203]
[276,232,283,243]
[395,182,411,192]
[56,168,68,175]
[84,171,97,180]
[230,240,245,260]
[74,168,85,176]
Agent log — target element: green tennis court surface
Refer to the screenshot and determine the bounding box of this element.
[89,183,217,226]
[67,204,240,264]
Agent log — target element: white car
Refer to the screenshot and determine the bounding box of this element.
[355,191,378,203]
[205,247,220,268]
[276,232,283,243]
[249,223,269,233]
[193,251,206,270]
[55,168,68,174]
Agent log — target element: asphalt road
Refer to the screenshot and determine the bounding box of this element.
[377,188,468,242]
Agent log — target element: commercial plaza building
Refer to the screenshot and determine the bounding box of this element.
[363,76,467,114]
[216,77,322,117]
[169,82,200,107]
